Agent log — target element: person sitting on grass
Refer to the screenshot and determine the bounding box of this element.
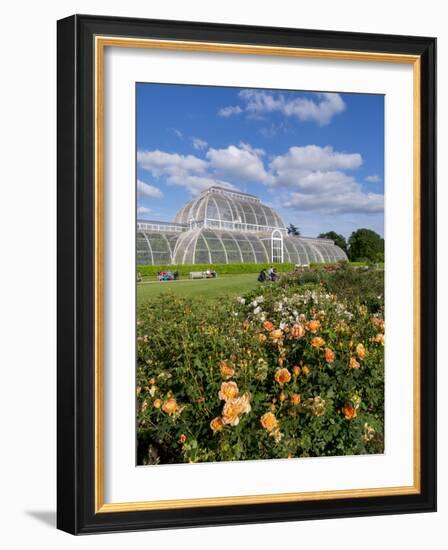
[257,269,267,283]
[268,267,279,282]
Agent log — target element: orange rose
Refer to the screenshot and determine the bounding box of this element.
[162,398,178,415]
[210,416,224,433]
[356,343,367,360]
[349,356,360,369]
[311,337,325,348]
[291,393,301,405]
[293,365,302,377]
[179,433,187,444]
[274,368,291,386]
[307,320,321,333]
[302,366,311,375]
[220,360,235,380]
[260,412,278,433]
[218,381,239,401]
[153,398,162,409]
[324,348,335,363]
[371,317,385,332]
[342,404,357,420]
[291,323,305,339]
[263,321,274,331]
[279,391,286,402]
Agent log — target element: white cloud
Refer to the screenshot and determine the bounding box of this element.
[172,128,183,138]
[137,149,235,195]
[270,145,362,175]
[207,143,272,183]
[218,105,243,117]
[267,145,380,215]
[137,180,163,198]
[137,206,152,216]
[219,90,346,126]
[137,150,208,178]
[137,143,382,214]
[191,137,208,150]
[365,174,381,183]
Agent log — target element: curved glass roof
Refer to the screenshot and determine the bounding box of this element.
[136,230,179,265]
[134,228,347,265]
[174,186,286,231]
[137,187,348,266]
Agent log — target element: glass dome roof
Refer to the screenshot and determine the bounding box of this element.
[136,186,348,266]
[174,186,286,231]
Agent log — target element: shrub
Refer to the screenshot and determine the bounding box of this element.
[280,264,384,314]
[137,279,385,465]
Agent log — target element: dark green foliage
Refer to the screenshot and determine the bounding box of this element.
[318,231,348,252]
[348,228,384,262]
[287,223,301,236]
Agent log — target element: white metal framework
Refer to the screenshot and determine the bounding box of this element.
[136,186,348,265]
[271,229,284,263]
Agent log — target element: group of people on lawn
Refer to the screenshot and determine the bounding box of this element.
[257,266,279,283]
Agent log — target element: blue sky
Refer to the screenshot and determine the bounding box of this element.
[136,83,384,238]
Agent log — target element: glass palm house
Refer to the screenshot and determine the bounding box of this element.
[137,186,347,266]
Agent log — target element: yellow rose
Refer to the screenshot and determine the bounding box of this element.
[271,329,283,341]
[302,366,311,375]
[374,333,385,345]
[222,393,251,426]
[218,381,239,401]
[274,368,292,386]
[153,398,162,409]
[311,337,325,348]
[349,356,360,369]
[260,412,278,433]
[293,365,302,377]
[258,333,267,343]
[356,343,367,360]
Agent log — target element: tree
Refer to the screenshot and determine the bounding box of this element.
[317,231,347,253]
[287,223,301,236]
[348,228,384,262]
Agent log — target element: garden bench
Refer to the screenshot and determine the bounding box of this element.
[189,271,218,279]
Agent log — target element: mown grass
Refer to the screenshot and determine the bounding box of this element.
[137,273,263,307]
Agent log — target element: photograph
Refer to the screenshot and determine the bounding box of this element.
[135,83,386,465]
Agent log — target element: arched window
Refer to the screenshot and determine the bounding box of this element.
[271,229,284,263]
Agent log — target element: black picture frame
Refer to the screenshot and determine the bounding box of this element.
[57,14,436,534]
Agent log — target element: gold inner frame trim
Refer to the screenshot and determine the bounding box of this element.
[94,35,422,513]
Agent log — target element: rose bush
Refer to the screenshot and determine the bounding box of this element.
[137,271,384,465]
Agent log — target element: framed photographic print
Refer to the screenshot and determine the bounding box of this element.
[57,14,436,534]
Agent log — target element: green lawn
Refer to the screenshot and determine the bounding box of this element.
[137,273,262,307]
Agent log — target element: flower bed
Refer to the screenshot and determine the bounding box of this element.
[137,271,384,465]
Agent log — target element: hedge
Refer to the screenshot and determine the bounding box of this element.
[137,262,296,278]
